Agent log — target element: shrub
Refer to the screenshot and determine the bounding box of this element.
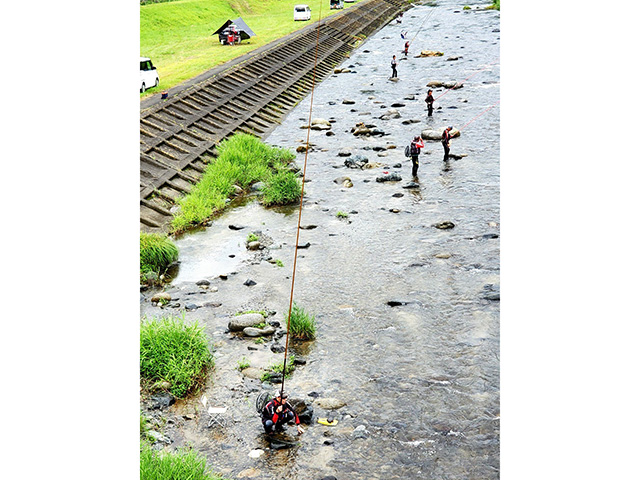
[284,302,316,340]
[262,170,302,206]
[140,233,179,274]
[140,444,229,480]
[140,315,213,398]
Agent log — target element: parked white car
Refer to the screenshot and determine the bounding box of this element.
[294,4,311,21]
[140,57,159,93]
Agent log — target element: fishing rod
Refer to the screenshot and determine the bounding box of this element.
[458,99,500,131]
[279,0,323,400]
[409,4,438,44]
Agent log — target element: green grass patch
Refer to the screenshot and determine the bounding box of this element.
[171,133,296,232]
[234,309,268,317]
[261,170,302,207]
[285,302,316,340]
[246,233,259,243]
[140,444,229,480]
[140,232,179,275]
[140,315,213,398]
[336,211,349,219]
[275,259,284,267]
[141,0,362,96]
[237,356,250,371]
[487,0,500,9]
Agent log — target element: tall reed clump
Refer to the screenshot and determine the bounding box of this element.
[140,444,229,480]
[285,302,316,340]
[262,170,302,206]
[140,232,179,275]
[140,315,213,398]
[171,133,298,232]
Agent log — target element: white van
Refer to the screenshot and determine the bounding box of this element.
[140,57,159,93]
[293,5,311,21]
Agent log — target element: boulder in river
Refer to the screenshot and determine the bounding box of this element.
[421,127,461,141]
[417,50,444,57]
[151,292,171,303]
[427,80,444,88]
[376,172,402,182]
[243,325,276,337]
[344,155,369,169]
[433,221,455,230]
[337,148,352,157]
[229,313,265,332]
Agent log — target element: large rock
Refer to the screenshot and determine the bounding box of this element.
[417,50,444,57]
[344,155,369,169]
[421,127,461,141]
[228,313,265,332]
[151,292,171,303]
[426,81,444,88]
[315,397,347,410]
[243,326,276,337]
[311,118,331,127]
[241,367,264,380]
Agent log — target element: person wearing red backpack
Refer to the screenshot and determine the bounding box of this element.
[410,135,425,177]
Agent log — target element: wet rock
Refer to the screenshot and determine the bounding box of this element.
[435,253,452,259]
[264,372,283,384]
[443,81,463,89]
[344,155,369,169]
[389,208,400,213]
[387,300,407,307]
[392,192,404,197]
[351,123,371,136]
[293,357,307,365]
[403,182,420,189]
[247,241,261,251]
[311,118,331,128]
[297,242,311,249]
[446,56,461,61]
[269,438,297,450]
[377,152,388,157]
[288,162,300,173]
[320,477,337,480]
[150,392,175,409]
[421,127,461,141]
[151,292,171,303]
[270,343,286,354]
[248,449,264,459]
[448,153,467,160]
[196,279,210,286]
[390,102,405,108]
[426,80,444,88]
[483,284,500,301]
[243,326,276,337]
[376,173,402,182]
[315,398,347,410]
[300,224,318,230]
[404,94,415,100]
[352,425,369,439]
[371,128,385,136]
[296,145,309,153]
[434,221,455,230]
[229,313,265,332]
[244,279,257,286]
[185,303,200,311]
[289,398,314,423]
[417,50,444,57]
[342,99,355,105]
[393,163,402,168]
[326,131,335,136]
[337,148,352,157]
[229,225,245,230]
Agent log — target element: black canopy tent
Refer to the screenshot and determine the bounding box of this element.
[213,17,257,41]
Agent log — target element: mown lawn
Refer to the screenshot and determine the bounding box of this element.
[141,0,361,96]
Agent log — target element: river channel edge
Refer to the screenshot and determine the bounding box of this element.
[140,2,500,479]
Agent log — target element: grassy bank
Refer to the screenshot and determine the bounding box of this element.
[140,315,213,397]
[140,0,361,95]
[171,133,299,233]
[140,232,178,277]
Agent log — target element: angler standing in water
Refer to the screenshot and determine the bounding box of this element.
[391,55,398,78]
[442,126,453,162]
[425,89,434,117]
[410,135,425,177]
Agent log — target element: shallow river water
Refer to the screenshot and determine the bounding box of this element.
[141,1,500,478]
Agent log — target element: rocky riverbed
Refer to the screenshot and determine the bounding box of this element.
[140,2,500,479]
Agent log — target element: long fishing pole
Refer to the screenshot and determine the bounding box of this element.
[279,0,323,400]
[433,59,500,102]
[459,99,500,131]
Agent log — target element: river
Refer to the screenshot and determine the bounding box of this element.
[140,1,500,478]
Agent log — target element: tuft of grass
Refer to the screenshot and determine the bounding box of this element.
[261,170,302,206]
[140,232,179,275]
[235,310,267,317]
[487,0,500,9]
[463,5,471,10]
[140,315,213,398]
[237,357,250,371]
[140,444,230,480]
[336,211,349,219]
[275,259,284,267]
[284,302,316,340]
[246,233,259,243]
[171,133,295,232]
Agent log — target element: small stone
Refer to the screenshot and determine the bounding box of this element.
[247,241,261,250]
[248,449,264,459]
[342,99,355,104]
[434,253,452,259]
[434,221,455,230]
[229,225,245,230]
[244,279,257,287]
[315,398,347,410]
[151,292,171,303]
[392,193,404,198]
[196,279,210,286]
